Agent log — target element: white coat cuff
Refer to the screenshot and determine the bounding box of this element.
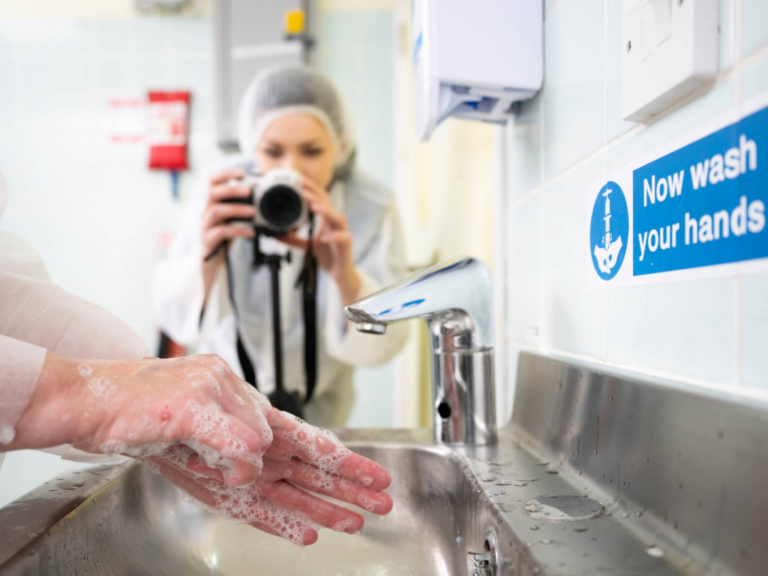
[0,335,47,445]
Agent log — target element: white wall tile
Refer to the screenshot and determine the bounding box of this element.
[741,51,768,103]
[136,57,168,87]
[607,79,735,172]
[20,59,52,92]
[56,58,90,92]
[719,0,736,72]
[740,0,768,59]
[56,21,90,54]
[542,0,607,180]
[96,21,128,53]
[506,191,541,344]
[168,18,211,52]
[740,273,768,390]
[505,92,542,202]
[134,19,169,52]
[173,56,212,90]
[606,0,636,142]
[541,155,607,359]
[97,59,127,89]
[607,279,735,384]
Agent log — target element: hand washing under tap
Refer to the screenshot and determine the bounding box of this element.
[345,257,497,445]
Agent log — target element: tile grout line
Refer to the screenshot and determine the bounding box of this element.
[603,0,610,364]
[734,277,740,387]
[732,0,741,390]
[539,59,546,354]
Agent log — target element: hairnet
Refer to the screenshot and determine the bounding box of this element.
[237,65,356,179]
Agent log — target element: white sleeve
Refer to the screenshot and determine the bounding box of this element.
[0,232,148,450]
[0,335,47,445]
[0,179,147,462]
[152,171,229,347]
[323,202,410,367]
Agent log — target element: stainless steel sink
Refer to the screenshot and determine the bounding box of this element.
[0,433,511,576]
[4,352,768,575]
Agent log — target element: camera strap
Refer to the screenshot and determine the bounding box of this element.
[224,248,259,389]
[301,213,318,404]
[224,228,318,406]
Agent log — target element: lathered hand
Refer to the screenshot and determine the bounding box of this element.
[147,407,393,546]
[8,353,273,487]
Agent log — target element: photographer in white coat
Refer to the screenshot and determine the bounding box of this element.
[153,65,409,427]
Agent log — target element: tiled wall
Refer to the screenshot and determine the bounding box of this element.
[503,0,768,409]
[0,16,223,349]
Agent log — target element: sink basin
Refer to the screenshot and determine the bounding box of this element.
[0,434,510,576]
[5,352,767,575]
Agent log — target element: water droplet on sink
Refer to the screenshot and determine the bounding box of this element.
[529,525,540,531]
[496,482,511,486]
[480,474,498,482]
[514,481,529,487]
[544,469,559,475]
[456,536,464,546]
[646,546,664,558]
[525,496,605,522]
[573,527,588,533]
[57,480,86,491]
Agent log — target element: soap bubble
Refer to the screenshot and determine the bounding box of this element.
[88,378,116,398]
[77,364,93,378]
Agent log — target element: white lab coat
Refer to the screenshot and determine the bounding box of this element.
[152,159,409,426]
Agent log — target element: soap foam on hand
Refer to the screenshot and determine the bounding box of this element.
[147,445,317,547]
[67,356,277,491]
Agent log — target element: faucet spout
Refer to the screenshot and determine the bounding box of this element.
[345,257,497,446]
[345,257,494,353]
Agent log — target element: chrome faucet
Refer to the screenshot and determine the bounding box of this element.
[345,257,497,445]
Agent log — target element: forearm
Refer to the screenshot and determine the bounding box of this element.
[333,264,362,308]
[4,352,87,452]
[202,254,223,308]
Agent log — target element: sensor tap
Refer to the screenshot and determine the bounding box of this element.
[345,257,497,445]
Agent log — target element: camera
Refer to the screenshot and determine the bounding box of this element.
[232,169,308,235]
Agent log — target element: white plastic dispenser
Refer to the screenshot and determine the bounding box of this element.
[412,0,543,141]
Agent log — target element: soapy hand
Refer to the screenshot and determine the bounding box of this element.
[146,408,393,546]
[8,353,273,487]
[9,352,393,546]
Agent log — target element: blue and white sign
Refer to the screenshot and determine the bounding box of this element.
[590,181,629,280]
[587,94,768,290]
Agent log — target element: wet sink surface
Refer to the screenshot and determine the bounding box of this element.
[0,442,504,576]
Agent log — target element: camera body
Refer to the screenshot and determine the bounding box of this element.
[236,169,308,235]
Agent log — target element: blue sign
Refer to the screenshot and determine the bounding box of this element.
[590,181,629,280]
[633,106,768,276]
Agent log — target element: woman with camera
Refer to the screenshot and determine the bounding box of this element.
[153,66,409,427]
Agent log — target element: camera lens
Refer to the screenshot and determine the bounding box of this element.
[259,185,303,228]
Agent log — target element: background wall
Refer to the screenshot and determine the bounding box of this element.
[312,0,399,428]
[0,0,401,503]
[502,0,768,411]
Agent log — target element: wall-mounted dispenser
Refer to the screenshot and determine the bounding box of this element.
[412,0,543,141]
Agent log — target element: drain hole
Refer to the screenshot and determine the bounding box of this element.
[437,402,452,419]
